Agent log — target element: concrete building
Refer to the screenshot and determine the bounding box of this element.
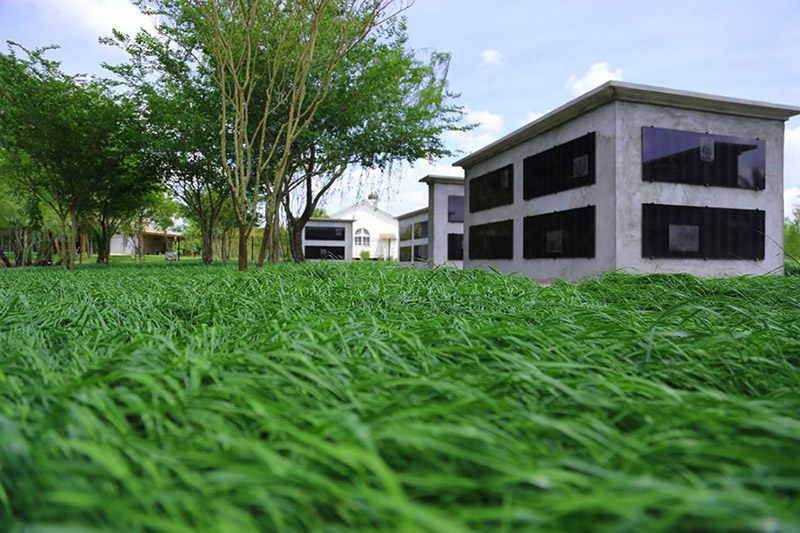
[397,207,429,265]
[398,175,465,267]
[456,81,800,281]
[109,225,183,256]
[329,195,398,260]
[302,218,353,261]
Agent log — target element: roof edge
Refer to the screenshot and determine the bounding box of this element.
[396,207,428,220]
[419,174,465,185]
[455,81,800,169]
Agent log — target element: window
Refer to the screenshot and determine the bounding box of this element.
[469,165,513,213]
[399,223,412,241]
[523,206,595,259]
[305,226,345,241]
[642,127,765,190]
[304,246,345,260]
[524,132,596,199]
[399,246,412,262]
[469,220,513,259]
[447,233,463,261]
[448,196,465,222]
[355,228,370,247]
[642,204,765,260]
[413,244,429,261]
[414,221,428,239]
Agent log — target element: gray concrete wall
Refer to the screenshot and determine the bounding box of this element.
[614,101,785,276]
[464,102,617,281]
[302,220,353,262]
[428,181,464,268]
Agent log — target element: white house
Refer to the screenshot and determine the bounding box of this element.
[456,81,800,282]
[302,218,354,261]
[329,195,398,260]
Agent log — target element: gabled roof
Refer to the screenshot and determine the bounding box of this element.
[330,200,397,223]
[455,81,800,169]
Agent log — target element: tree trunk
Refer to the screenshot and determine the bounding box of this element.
[237,224,249,271]
[35,232,53,266]
[268,210,281,264]
[257,227,268,268]
[58,215,69,270]
[96,219,109,264]
[200,223,214,265]
[0,247,12,268]
[23,227,33,266]
[66,210,78,270]
[289,221,304,262]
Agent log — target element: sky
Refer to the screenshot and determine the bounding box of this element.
[1,0,799,218]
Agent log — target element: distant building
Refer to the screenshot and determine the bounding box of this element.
[329,195,398,260]
[456,81,800,281]
[398,175,464,267]
[302,218,354,261]
[109,225,183,255]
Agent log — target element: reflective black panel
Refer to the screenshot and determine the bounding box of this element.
[523,132,596,199]
[304,246,345,260]
[523,206,595,258]
[447,233,463,261]
[469,220,513,259]
[448,196,465,222]
[414,221,428,239]
[305,226,345,241]
[469,165,513,213]
[414,244,429,261]
[399,223,412,241]
[642,127,765,190]
[642,204,765,260]
[399,246,412,262]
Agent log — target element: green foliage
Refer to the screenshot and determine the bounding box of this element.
[785,217,800,262]
[1,264,799,531]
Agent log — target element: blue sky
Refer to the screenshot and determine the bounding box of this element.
[2,0,799,217]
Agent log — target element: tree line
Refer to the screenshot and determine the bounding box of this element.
[0,0,468,271]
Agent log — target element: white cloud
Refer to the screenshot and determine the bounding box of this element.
[23,0,156,38]
[480,49,504,67]
[444,107,504,155]
[785,126,800,219]
[519,110,549,126]
[785,188,800,220]
[566,62,623,97]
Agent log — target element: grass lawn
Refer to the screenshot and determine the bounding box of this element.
[1,262,799,531]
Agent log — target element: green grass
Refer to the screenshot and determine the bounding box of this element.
[1,262,799,532]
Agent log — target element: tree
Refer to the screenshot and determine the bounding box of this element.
[84,98,161,264]
[137,0,411,270]
[281,20,469,261]
[103,30,229,265]
[0,44,147,270]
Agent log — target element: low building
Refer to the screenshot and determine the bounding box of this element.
[456,81,800,281]
[302,218,353,261]
[109,226,183,256]
[397,207,429,265]
[329,195,398,260]
[398,175,465,267]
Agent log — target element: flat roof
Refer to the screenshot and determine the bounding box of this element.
[396,207,428,220]
[307,218,354,224]
[455,81,800,168]
[419,174,464,185]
